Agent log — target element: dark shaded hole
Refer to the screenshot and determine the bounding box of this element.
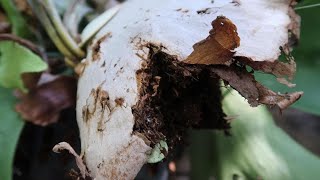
[132,45,229,150]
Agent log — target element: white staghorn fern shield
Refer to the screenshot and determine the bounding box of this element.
[76,0,300,179]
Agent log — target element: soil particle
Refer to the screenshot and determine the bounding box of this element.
[197,8,211,15]
[115,97,125,106]
[92,32,112,61]
[82,86,111,123]
[232,0,241,6]
[101,61,106,67]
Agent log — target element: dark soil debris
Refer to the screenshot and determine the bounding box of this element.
[115,97,125,106]
[92,32,112,61]
[132,44,229,150]
[197,8,211,15]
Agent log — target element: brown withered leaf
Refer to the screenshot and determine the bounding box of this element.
[53,142,89,178]
[211,65,302,109]
[183,16,240,65]
[21,72,42,90]
[276,77,296,88]
[238,56,296,82]
[15,74,77,126]
[183,15,301,109]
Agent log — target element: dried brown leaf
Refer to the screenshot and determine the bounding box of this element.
[274,91,303,110]
[183,16,240,65]
[15,74,77,126]
[288,8,301,45]
[212,65,302,109]
[212,66,259,106]
[277,77,296,88]
[183,15,301,109]
[21,72,42,90]
[53,142,88,178]
[238,56,296,82]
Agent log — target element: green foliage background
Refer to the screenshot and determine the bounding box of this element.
[191,90,320,179]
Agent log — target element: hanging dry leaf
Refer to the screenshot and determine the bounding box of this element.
[182,15,301,109]
[238,56,296,82]
[53,142,88,178]
[211,65,302,109]
[15,74,77,126]
[20,72,42,90]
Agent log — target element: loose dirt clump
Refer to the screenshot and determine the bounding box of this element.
[132,44,229,150]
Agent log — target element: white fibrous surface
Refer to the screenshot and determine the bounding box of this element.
[77,0,295,179]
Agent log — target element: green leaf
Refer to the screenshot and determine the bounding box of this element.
[0,87,25,180]
[255,7,320,115]
[80,5,120,47]
[207,90,320,179]
[0,0,31,38]
[147,140,168,163]
[0,41,48,91]
[0,40,46,180]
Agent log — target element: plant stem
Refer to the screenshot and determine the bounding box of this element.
[27,0,77,63]
[41,0,85,58]
[0,0,32,38]
[0,33,44,58]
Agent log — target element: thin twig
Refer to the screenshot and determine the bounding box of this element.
[0,33,45,59]
[295,3,320,10]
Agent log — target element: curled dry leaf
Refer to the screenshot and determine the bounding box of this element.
[20,72,42,90]
[211,65,303,109]
[183,16,301,109]
[15,73,77,126]
[53,142,88,178]
[238,56,297,82]
[275,91,303,110]
[184,16,240,65]
[277,77,296,88]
